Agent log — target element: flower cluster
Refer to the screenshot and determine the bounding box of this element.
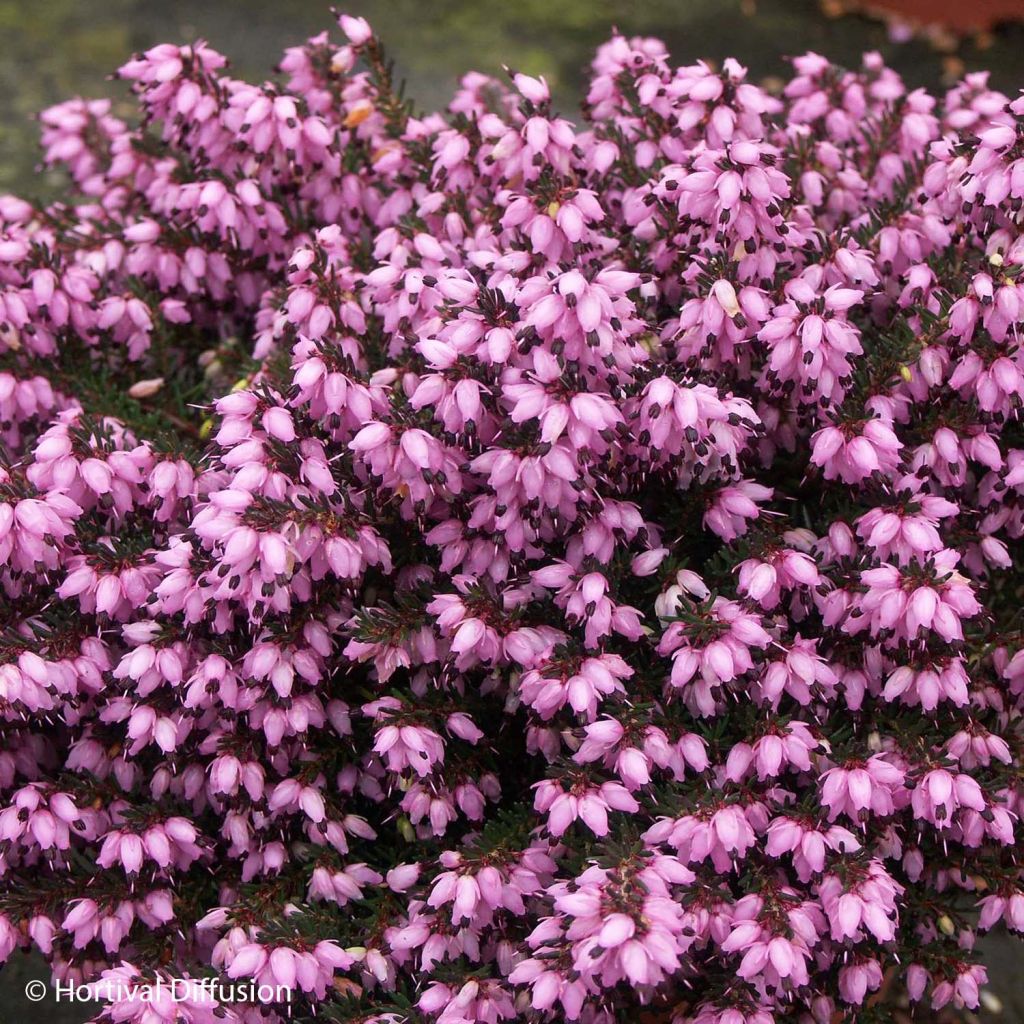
[0,12,1021,1024]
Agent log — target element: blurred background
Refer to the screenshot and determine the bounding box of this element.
[2,0,1024,1019]
[4,0,1024,198]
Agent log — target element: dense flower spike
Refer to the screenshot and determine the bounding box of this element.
[0,12,1021,1024]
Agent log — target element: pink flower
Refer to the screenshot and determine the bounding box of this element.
[0,15,1021,1024]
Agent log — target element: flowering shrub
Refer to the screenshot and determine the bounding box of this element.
[1,9,1024,1023]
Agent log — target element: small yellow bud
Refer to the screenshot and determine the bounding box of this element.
[231,377,250,392]
[712,279,741,318]
[547,201,561,219]
[981,990,1004,1014]
[199,418,214,439]
[989,251,1005,267]
[128,377,165,399]
[343,101,373,128]
[937,914,955,936]
[371,142,400,165]
[899,365,913,382]
[398,816,415,842]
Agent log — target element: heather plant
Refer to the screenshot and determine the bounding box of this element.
[0,10,1023,1024]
